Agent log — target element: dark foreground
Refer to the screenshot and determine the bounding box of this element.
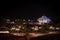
[0,33,60,40]
[31,34,60,40]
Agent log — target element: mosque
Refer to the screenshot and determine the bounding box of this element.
[37,15,51,25]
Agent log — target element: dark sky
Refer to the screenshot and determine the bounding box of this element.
[0,1,60,23]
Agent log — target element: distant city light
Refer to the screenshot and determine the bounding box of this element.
[23,22,26,24]
[10,21,15,24]
[22,27,25,29]
[15,28,20,31]
[37,16,51,24]
[6,19,10,21]
[34,26,39,31]
[31,27,35,30]
[15,19,18,21]
[39,27,42,29]
[0,15,59,34]
[11,27,16,30]
[23,19,25,21]
[49,26,55,30]
[56,27,60,30]
[18,26,21,28]
[0,31,9,33]
[28,19,30,21]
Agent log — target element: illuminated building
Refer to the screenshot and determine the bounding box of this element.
[37,16,51,25]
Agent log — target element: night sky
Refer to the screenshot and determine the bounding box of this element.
[0,1,60,23]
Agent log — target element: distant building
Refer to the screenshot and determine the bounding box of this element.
[37,16,51,25]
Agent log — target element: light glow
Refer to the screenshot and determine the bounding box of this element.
[37,16,51,24]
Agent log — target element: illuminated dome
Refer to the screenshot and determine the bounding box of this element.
[37,16,51,24]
